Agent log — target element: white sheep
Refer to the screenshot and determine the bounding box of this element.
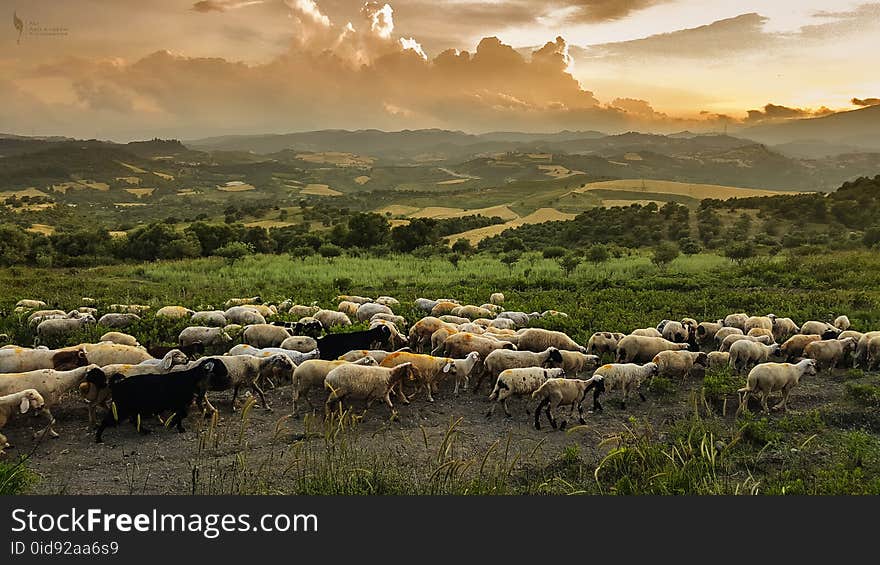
[83,342,152,366]
[661,321,689,343]
[736,359,817,415]
[226,344,318,374]
[156,306,195,319]
[0,389,45,455]
[487,367,565,418]
[652,350,708,379]
[375,296,400,307]
[314,309,352,329]
[370,312,407,327]
[288,304,320,318]
[335,294,372,305]
[559,350,601,378]
[242,324,292,348]
[834,315,851,331]
[496,311,531,328]
[803,337,857,372]
[516,328,585,353]
[489,292,505,305]
[586,332,625,358]
[591,362,659,410]
[854,331,880,368]
[780,334,822,361]
[723,313,749,331]
[0,364,104,437]
[210,354,294,411]
[179,326,232,351]
[696,321,724,346]
[191,310,228,327]
[224,306,267,326]
[224,296,262,308]
[97,313,140,328]
[107,304,150,315]
[280,335,318,353]
[630,328,662,338]
[15,299,47,310]
[0,346,86,373]
[324,362,415,417]
[800,320,840,337]
[356,302,393,322]
[482,347,564,389]
[99,332,140,347]
[714,327,744,345]
[615,335,689,363]
[768,315,800,342]
[337,300,359,317]
[719,333,774,353]
[728,340,781,373]
[290,357,376,417]
[35,315,96,344]
[744,316,773,333]
[531,375,605,430]
[707,351,730,369]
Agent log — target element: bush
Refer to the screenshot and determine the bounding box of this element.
[542,246,568,259]
[651,242,679,270]
[318,244,342,258]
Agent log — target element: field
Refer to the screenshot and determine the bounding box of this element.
[450,208,577,243]
[576,179,798,200]
[2,250,880,495]
[300,184,342,196]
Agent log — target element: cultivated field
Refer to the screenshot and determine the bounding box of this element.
[576,179,799,200]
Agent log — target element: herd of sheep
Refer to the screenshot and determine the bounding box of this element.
[0,293,870,454]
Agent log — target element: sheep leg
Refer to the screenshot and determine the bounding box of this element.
[546,399,559,430]
[534,398,549,430]
[760,391,770,413]
[252,382,272,411]
[231,385,240,412]
[773,387,791,412]
[424,380,435,403]
[34,407,59,439]
[95,412,116,443]
[485,400,497,418]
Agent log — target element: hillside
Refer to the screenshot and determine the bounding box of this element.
[743,105,880,150]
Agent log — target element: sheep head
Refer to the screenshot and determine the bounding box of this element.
[20,390,45,414]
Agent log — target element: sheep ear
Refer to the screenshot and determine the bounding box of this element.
[20,396,30,414]
[443,362,452,373]
[162,355,173,371]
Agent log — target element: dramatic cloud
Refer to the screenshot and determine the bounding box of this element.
[560,0,671,23]
[852,97,880,107]
[191,0,265,13]
[745,103,835,123]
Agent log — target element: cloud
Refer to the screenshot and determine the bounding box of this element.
[560,0,671,24]
[744,103,834,124]
[191,0,264,13]
[852,97,880,107]
[610,98,666,119]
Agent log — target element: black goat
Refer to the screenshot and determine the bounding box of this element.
[316,325,391,360]
[93,358,230,443]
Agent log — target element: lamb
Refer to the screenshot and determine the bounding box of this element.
[0,364,105,438]
[83,342,152,366]
[337,301,359,317]
[35,315,96,344]
[736,359,817,415]
[210,354,294,411]
[179,326,232,353]
[630,328,662,338]
[316,325,392,361]
[531,376,605,430]
[97,313,141,328]
[224,306,267,326]
[780,334,822,361]
[99,332,140,347]
[375,296,400,307]
[481,347,564,391]
[723,313,749,331]
[487,367,565,418]
[615,335,689,363]
[696,321,725,346]
[314,309,352,330]
[0,389,45,455]
[451,305,495,320]
[496,311,531,328]
[719,333,775,353]
[489,292,505,305]
[224,296,262,308]
[591,362,659,410]
[661,321,689,343]
[0,346,87,373]
[585,332,624,358]
[769,316,800,342]
[356,303,393,322]
[744,316,773,333]
[93,358,231,443]
[155,306,195,320]
[800,320,841,338]
[714,327,744,345]
[515,328,586,353]
[324,362,416,417]
[430,301,460,316]
[706,351,730,369]
[242,324,292,348]
[728,340,781,374]
[288,304,320,318]
[280,335,318,353]
[834,315,851,331]
[854,331,880,368]
[380,351,479,402]
[803,337,857,372]
[651,350,708,379]
[191,310,227,327]
[291,357,377,417]
[559,350,601,378]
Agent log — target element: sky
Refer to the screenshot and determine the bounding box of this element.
[2,0,879,140]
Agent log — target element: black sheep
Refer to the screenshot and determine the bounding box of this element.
[316,325,391,360]
[93,358,230,443]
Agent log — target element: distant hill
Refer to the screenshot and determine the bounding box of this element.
[742,104,880,151]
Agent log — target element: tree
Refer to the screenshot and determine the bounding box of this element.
[318,243,342,259]
[725,242,756,264]
[390,218,439,252]
[345,212,390,248]
[542,246,567,259]
[863,225,880,247]
[558,252,582,276]
[651,242,680,270]
[585,244,610,265]
[502,237,525,252]
[448,252,462,269]
[678,237,702,255]
[215,241,252,263]
[500,251,521,273]
[451,238,473,255]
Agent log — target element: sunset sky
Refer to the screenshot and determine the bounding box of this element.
[3,0,879,140]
